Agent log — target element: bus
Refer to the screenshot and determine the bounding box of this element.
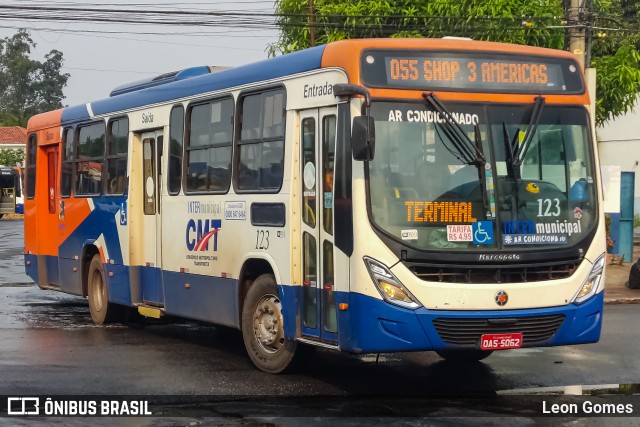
[0,165,24,217]
[24,38,605,373]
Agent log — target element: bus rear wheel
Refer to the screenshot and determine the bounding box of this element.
[241,274,298,373]
[436,349,493,362]
[87,255,127,325]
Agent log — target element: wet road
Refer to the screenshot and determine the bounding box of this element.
[0,218,31,285]
[1,219,639,424]
[1,283,639,396]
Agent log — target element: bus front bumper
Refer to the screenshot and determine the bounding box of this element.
[338,291,603,353]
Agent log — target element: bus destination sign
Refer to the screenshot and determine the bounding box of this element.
[360,50,584,94]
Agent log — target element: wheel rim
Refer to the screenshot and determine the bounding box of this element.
[252,294,284,354]
[91,268,104,312]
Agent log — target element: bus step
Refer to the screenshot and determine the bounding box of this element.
[137,305,164,319]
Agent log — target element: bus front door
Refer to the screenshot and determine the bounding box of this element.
[141,130,164,305]
[299,108,339,344]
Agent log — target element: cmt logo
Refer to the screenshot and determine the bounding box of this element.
[186,219,221,251]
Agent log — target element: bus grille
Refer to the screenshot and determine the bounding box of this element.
[432,314,566,346]
[408,261,580,283]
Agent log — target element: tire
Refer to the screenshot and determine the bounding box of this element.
[241,273,298,373]
[436,349,493,362]
[87,255,128,325]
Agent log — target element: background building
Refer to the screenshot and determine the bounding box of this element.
[0,126,26,166]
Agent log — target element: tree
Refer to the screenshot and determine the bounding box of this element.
[271,0,640,125]
[0,148,24,167]
[0,29,69,127]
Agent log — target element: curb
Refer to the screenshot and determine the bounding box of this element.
[604,297,640,304]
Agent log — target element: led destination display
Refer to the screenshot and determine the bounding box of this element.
[361,50,584,94]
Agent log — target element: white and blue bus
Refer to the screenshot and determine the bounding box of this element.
[25,38,605,372]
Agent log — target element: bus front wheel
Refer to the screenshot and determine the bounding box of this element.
[87,255,126,325]
[436,349,493,362]
[241,274,298,373]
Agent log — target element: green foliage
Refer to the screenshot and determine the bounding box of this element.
[0,29,69,127]
[271,0,565,55]
[0,148,24,167]
[592,45,640,125]
[272,0,640,125]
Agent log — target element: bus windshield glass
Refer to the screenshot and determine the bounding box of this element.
[368,102,596,251]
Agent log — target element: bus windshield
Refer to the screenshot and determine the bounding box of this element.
[368,101,597,251]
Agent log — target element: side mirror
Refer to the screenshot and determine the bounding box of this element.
[352,116,375,161]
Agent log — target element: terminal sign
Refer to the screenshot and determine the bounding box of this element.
[361,50,584,94]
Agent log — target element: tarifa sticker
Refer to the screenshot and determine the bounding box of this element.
[401,229,418,240]
[405,201,476,223]
[447,224,472,242]
[525,182,540,194]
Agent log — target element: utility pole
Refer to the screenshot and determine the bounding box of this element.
[568,0,586,70]
[309,0,315,47]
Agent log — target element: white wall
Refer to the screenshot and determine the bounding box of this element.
[597,95,640,213]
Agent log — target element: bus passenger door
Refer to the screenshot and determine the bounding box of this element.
[141,130,164,305]
[300,108,339,343]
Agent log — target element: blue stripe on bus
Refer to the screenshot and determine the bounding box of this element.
[339,291,603,353]
[26,253,602,353]
[24,253,38,284]
[58,196,126,263]
[60,45,327,124]
[105,262,132,306]
[162,270,239,328]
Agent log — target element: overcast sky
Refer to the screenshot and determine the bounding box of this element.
[0,0,280,106]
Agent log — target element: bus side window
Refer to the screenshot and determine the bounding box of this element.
[236,88,286,192]
[185,97,233,193]
[168,105,184,195]
[106,117,129,195]
[75,122,105,196]
[25,134,37,199]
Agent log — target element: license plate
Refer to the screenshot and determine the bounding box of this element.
[480,333,522,350]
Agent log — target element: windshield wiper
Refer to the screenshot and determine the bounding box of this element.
[514,95,545,166]
[500,96,545,217]
[422,92,486,167]
[502,122,521,180]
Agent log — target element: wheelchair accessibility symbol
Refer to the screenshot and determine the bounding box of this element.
[472,221,494,245]
[119,202,127,226]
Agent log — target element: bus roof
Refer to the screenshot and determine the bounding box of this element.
[59,45,327,125]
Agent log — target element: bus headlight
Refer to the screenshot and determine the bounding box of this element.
[572,253,606,305]
[364,257,421,309]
